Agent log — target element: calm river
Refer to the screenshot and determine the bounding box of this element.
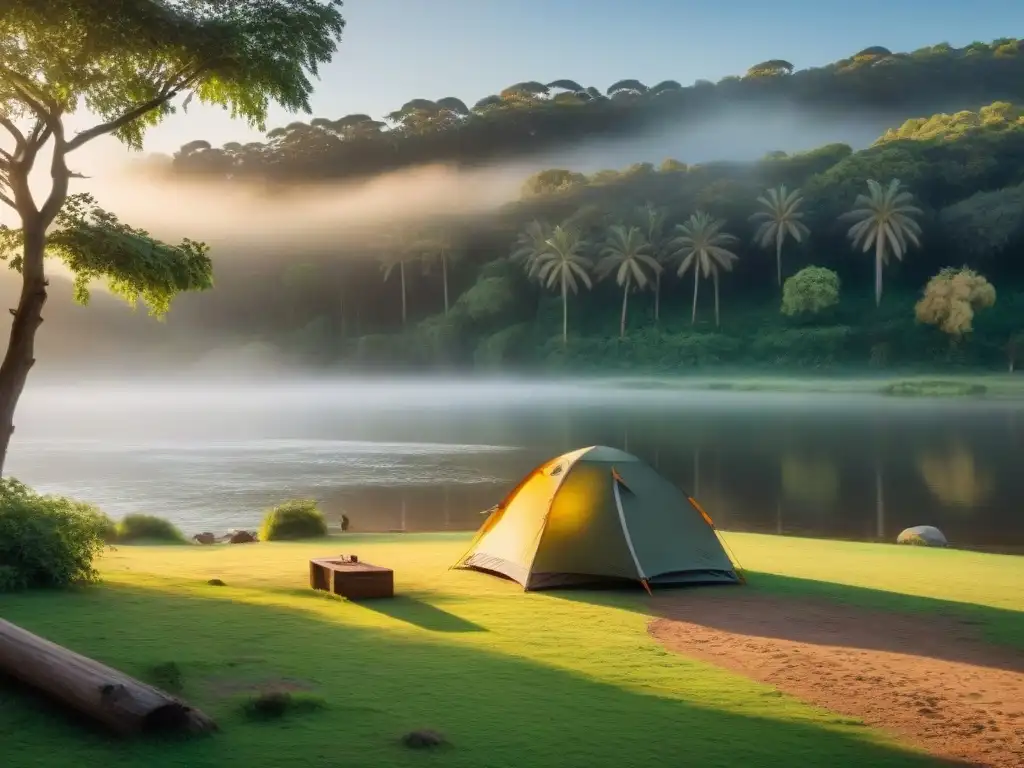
[8,379,1024,553]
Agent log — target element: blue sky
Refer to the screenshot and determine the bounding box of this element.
[75,0,1024,162]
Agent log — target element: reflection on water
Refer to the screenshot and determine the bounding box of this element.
[916,443,995,508]
[7,380,1024,553]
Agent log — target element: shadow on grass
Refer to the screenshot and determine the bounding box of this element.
[0,581,965,768]
[352,596,486,633]
[544,571,1024,669]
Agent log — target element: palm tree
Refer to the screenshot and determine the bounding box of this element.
[380,255,412,327]
[750,185,810,288]
[510,220,552,278]
[842,179,923,306]
[636,202,671,322]
[417,227,458,316]
[532,225,593,345]
[670,211,740,326]
[598,225,661,338]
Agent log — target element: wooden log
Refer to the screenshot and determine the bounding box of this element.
[0,618,217,737]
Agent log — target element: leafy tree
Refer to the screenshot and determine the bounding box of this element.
[750,185,810,287]
[914,267,996,338]
[532,226,593,345]
[781,266,841,317]
[0,0,345,474]
[597,225,660,339]
[842,180,923,306]
[670,212,739,326]
[635,202,671,322]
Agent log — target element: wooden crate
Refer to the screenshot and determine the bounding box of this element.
[309,558,394,600]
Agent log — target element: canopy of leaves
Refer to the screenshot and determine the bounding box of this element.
[163,36,1024,184]
[781,266,841,316]
[915,267,996,337]
[0,0,346,148]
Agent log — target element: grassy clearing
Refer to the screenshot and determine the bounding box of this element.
[1,533,1020,767]
[596,373,1024,398]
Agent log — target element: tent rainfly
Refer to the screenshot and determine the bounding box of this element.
[452,446,741,591]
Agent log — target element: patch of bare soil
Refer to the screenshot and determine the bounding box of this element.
[648,591,1024,768]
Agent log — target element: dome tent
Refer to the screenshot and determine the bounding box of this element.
[453,446,741,591]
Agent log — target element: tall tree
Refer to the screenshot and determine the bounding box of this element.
[0,0,345,474]
[415,225,459,316]
[509,219,552,279]
[380,253,414,327]
[842,179,923,306]
[532,226,593,345]
[635,202,671,322]
[597,225,660,339]
[671,212,739,326]
[750,185,810,288]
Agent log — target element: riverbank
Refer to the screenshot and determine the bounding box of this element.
[594,373,1024,399]
[1,532,1021,767]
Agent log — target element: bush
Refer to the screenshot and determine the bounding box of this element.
[115,514,186,544]
[259,499,328,541]
[782,266,841,317]
[240,690,326,721]
[0,478,110,591]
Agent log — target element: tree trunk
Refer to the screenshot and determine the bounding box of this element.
[0,222,48,476]
[775,231,784,288]
[561,273,568,346]
[400,261,407,326]
[874,239,884,307]
[0,618,216,736]
[714,270,721,327]
[691,269,699,324]
[619,279,629,339]
[654,271,661,323]
[442,252,449,316]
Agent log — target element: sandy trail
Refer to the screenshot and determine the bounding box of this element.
[648,591,1024,767]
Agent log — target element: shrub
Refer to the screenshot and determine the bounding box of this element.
[0,478,110,591]
[781,266,841,317]
[915,267,996,338]
[259,499,328,541]
[240,690,326,720]
[115,514,186,544]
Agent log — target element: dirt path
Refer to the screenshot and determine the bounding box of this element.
[648,591,1024,767]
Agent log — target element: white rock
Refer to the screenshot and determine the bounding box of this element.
[896,525,948,547]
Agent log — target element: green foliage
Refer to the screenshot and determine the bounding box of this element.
[166,36,1024,182]
[259,499,327,541]
[0,0,346,146]
[115,514,186,544]
[915,267,996,337]
[782,267,841,317]
[0,194,213,316]
[0,478,109,591]
[240,690,327,721]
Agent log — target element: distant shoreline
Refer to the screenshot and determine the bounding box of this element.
[591,374,1024,399]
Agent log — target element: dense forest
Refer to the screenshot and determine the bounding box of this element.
[24,37,1024,374]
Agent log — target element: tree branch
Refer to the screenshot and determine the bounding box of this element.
[65,60,216,154]
[0,190,14,211]
[65,93,176,153]
[0,69,58,133]
[0,115,26,151]
[39,124,70,226]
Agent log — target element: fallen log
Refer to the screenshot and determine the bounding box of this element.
[0,618,217,736]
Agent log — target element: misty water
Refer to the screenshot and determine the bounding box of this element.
[8,379,1024,553]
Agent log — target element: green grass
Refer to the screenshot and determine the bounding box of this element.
[595,373,1024,398]
[1,532,1021,767]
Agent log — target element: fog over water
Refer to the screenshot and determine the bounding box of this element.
[9,378,1023,553]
